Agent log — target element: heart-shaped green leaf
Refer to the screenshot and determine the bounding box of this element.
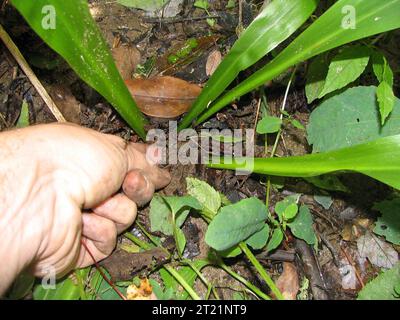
[205,197,268,251]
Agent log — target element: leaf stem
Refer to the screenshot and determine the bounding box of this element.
[164,265,201,300]
[219,261,271,300]
[124,232,153,250]
[184,259,220,300]
[239,242,284,300]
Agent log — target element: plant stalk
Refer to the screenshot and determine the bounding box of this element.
[239,242,284,300]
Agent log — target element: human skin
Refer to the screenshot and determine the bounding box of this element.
[0,123,171,295]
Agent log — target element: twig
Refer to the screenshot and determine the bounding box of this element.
[253,98,262,141]
[294,239,329,300]
[0,24,66,122]
[270,66,297,157]
[256,249,296,262]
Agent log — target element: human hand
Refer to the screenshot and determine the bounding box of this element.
[0,123,170,294]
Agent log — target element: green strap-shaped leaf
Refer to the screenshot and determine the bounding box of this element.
[195,0,400,125]
[208,134,400,190]
[178,0,319,129]
[11,0,147,138]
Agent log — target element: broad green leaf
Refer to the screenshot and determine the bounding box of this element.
[288,205,317,245]
[186,177,221,216]
[318,45,371,98]
[246,224,270,250]
[373,198,400,245]
[275,195,299,222]
[149,279,175,300]
[149,196,176,236]
[376,81,396,125]
[256,116,282,134]
[372,51,395,123]
[357,262,400,300]
[162,195,202,215]
[149,195,200,236]
[11,0,147,138]
[205,197,268,251]
[195,0,400,125]
[377,81,395,124]
[305,53,329,103]
[178,0,319,129]
[208,134,400,190]
[16,100,29,128]
[291,119,305,130]
[284,203,299,221]
[307,86,400,153]
[372,50,394,86]
[219,245,242,258]
[194,0,209,10]
[117,0,167,12]
[266,228,284,252]
[33,272,84,300]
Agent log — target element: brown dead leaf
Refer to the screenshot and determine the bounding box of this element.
[47,84,82,124]
[125,76,201,118]
[126,278,157,300]
[206,49,222,76]
[275,262,299,300]
[112,45,141,79]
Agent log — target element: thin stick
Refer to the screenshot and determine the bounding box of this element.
[253,98,262,141]
[81,240,127,300]
[0,24,66,122]
[270,67,297,157]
